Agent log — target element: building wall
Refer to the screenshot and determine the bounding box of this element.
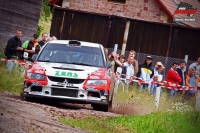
[61,0,168,23]
[0,0,42,44]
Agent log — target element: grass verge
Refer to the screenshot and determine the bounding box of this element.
[59,111,200,133]
[0,62,24,94]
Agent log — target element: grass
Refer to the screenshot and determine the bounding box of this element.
[0,62,24,94]
[59,84,198,133]
[114,83,196,113]
[59,111,200,133]
[0,57,199,133]
[0,43,6,58]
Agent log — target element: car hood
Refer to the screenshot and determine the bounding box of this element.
[32,62,103,79]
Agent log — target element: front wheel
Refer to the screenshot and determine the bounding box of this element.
[91,103,109,112]
[92,94,113,112]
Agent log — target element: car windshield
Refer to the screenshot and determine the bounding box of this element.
[37,43,104,67]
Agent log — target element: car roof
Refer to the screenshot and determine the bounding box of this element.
[48,40,101,48]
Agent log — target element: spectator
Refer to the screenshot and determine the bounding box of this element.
[137,56,154,90]
[38,33,48,47]
[52,36,57,40]
[177,60,186,86]
[104,48,108,60]
[189,57,200,78]
[129,50,138,76]
[113,55,127,72]
[121,56,134,79]
[184,68,200,97]
[114,52,121,72]
[148,62,165,89]
[153,62,165,76]
[119,55,126,64]
[109,52,116,71]
[4,30,23,59]
[116,52,120,59]
[150,74,162,95]
[166,62,182,97]
[47,37,52,42]
[22,34,41,60]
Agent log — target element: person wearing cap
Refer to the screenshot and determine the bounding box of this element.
[153,62,165,76]
[22,34,41,60]
[137,55,154,90]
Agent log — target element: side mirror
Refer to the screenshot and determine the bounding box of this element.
[31,54,38,62]
[106,61,112,69]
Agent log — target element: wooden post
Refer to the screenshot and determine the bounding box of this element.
[121,20,130,55]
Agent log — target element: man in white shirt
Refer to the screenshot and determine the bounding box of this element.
[122,56,134,79]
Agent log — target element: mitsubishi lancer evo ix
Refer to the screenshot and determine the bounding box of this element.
[23,40,116,112]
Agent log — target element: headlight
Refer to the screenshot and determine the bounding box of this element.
[86,80,107,86]
[27,73,45,81]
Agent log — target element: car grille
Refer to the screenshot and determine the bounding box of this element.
[51,88,78,97]
[48,76,85,84]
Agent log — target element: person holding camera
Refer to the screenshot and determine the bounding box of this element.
[4,30,24,59]
[108,52,116,71]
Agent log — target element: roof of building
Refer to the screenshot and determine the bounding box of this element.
[155,0,200,28]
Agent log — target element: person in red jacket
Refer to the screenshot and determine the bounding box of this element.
[166,62,182,97]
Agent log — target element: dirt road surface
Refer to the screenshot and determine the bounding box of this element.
[0,92,120,133]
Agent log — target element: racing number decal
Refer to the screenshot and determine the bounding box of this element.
[55,71,78,78]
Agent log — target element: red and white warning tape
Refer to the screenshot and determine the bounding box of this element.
[115,73,197,91]
[0,58,32,67]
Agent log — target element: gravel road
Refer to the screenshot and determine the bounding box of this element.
[0,92,120,133]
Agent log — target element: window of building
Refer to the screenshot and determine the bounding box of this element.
[108,0,126,4]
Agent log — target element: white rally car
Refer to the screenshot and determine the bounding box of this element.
[23,40,116,111]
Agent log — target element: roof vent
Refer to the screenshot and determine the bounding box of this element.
[69,40,81,45]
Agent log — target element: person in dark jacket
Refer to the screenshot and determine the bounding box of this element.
[177,60,186,86]
[5,30,24,59]
[38,33,48,47]
[137,56,154,90]
[177,60,186,94]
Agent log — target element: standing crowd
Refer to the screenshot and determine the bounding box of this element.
[105,48,200,98]
[4,30,200,98]
[4,30,57,61]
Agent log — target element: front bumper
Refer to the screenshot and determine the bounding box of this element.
[23,92,108,105]
[23,84,108,105]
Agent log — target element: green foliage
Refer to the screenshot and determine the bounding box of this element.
[0,44,6,58]
[41,0,51,21]
[37,25,44,37]
[0,62,24,94]
[59,111,200,133]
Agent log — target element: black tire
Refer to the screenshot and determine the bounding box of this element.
[91,104,109,112]
[22,93,35,102]
[92,92,113,112]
